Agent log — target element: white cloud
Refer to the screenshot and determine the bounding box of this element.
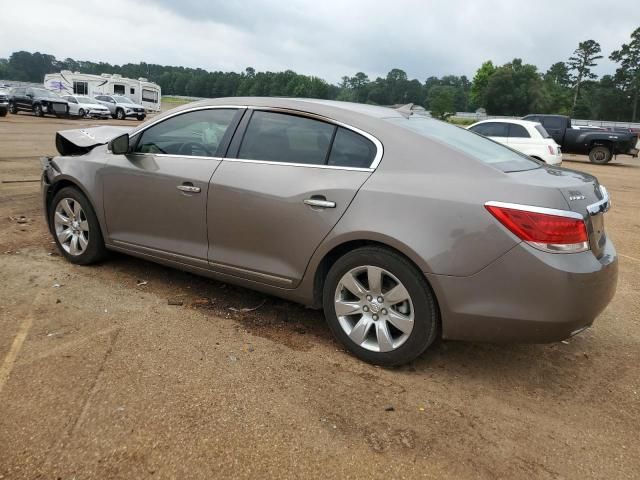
[1,0,637,82]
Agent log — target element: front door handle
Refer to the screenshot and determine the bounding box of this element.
[177,183,201,193]
[304,197,336,209]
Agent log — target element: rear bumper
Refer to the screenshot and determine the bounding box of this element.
[427,239,618,343]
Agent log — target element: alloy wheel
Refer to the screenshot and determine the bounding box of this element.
[334,265,415,352]
[54,198,90,256]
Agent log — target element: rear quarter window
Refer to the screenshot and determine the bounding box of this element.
[328,127,377,168]
[386,116,540,173]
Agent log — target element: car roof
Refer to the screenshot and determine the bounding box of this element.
[471,119,541,128]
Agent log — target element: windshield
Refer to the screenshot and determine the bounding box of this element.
[32,88,60,98]
[534,125,551,138]
[113,96,133,104]
[385,116,540,172]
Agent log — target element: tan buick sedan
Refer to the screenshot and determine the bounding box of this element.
[42,98,617,365]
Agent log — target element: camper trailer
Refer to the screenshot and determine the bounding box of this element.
[44,71,161,112]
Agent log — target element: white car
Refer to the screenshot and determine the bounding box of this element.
[62,95,111,119]
[468,119,562,165]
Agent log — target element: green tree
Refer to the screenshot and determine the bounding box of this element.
[610,27,640,121]
[470,61,496,109]
[567,40,603,114]
[485,59,546,115]
[427,85,456,119]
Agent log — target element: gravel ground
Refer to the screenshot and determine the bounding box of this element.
[0,113,639,479]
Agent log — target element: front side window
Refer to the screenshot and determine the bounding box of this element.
[134,109,237,157]
[508,124,530,138]
[328,127,377,168]
[542,117,563,130]
[238,111,335,165]
[73,81,88,95]
[386,116,539,173]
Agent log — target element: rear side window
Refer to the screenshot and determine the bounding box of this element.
[386,116,539,173]
[542,117,563,130]
[475,122,509,137]
[534,125,551,138]
[328,127,376,168]
[508,124,530,138]
[239,111,334,165]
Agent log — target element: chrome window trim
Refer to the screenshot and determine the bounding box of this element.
[128,152,224,161]
[586,185,611,216]
[484,201,585,220]
[128,104,384,170]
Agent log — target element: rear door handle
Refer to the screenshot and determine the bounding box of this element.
[304,197,336,208]
[177,183,201,193]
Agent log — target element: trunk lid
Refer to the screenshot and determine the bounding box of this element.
[509,166,610,257]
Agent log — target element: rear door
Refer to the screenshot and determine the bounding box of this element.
[506,123,536,155]
[207,109,378,287]
[102,107,241,265]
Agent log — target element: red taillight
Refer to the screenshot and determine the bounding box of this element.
[485,203,589,253]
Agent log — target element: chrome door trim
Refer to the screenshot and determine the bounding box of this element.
[224,157,373,172]
[129,103,385,170]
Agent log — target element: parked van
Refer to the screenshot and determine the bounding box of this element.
[44,71,161,112]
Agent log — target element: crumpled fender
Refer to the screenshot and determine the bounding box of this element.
[55,125,132,156]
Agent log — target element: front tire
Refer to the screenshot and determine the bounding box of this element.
[9,102,17,114]
[49,187,107,265]
[322,246,439,366]
[0,108,7,117]
[78,108,85,118]
[137,115,145,121]
[116,108,125,120]
[589,146,612,164]
[33,104,44,117]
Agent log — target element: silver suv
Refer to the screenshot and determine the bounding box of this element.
[93,95,146,121]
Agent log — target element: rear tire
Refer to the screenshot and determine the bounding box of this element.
[322,246,439,366]
[49,187,107,265]
[589,146,612,164]
[0,108,7,117]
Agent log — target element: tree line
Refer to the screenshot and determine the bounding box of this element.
[0,26,638,121]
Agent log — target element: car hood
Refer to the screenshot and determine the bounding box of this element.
[81,103,109,110]
[118,103,145,109]
[56,125,133,156]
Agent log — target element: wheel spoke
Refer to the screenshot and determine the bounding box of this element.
[341,273,367,299]
[80,220,89,231]
[376,321,394,352]
[78,233,88,251]
[69,235,80,255]
[367,266,383,295]
[73,200,82,218]
[387,310,413,334]
[61,199,74,217]
[334,300,362,317]
[385,283,410,305]
[57,228,72,243]
[349,317,373,345]
[54,211,70,226]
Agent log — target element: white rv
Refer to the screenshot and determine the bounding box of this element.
[44,71,161,112]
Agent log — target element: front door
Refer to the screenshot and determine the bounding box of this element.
[102,107,240,265]
[208,110,378,287]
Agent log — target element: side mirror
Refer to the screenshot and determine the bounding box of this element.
[108,133,130,155]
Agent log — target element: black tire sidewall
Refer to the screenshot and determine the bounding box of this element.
[322,247,439,366]
[78,108,85,118]
[49,187,106,265]
[9,102,17,114]
[116,108,125,120]
[34,104,43,117]
[589,146,611,164]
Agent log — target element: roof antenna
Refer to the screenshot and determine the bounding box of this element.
[395,103,414,119]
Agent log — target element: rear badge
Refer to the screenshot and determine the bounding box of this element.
[568,192,586,201]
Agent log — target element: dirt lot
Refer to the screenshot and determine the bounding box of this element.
[0,113,638,480]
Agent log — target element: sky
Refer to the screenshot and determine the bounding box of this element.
[1,0,638,83]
